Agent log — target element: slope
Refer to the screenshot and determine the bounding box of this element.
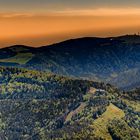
[0,36,140,89]
[0,67,139,140]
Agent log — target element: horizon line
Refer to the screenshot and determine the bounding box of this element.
[1,33,140,49]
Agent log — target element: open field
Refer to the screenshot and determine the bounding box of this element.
[0,53,34,64]
[92,103,125,140]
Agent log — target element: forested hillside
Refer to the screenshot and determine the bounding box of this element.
[0,35,140,89]
[0,67,139,140]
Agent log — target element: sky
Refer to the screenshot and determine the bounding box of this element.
[1,0,140,47]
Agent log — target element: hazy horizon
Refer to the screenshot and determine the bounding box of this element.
[1,33,140,49]
[1,1,140,48]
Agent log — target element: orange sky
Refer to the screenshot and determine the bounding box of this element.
[1,8,140,48]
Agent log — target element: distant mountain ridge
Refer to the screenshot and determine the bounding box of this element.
[0,35,140,89]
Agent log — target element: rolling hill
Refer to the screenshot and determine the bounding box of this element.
[0,35,140,89]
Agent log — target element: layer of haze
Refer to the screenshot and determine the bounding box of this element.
[0,0,140,47]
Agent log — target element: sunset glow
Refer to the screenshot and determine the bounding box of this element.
[1,6,140,47]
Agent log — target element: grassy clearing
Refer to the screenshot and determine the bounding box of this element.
[0,53,34,65]
[92,103,125,140]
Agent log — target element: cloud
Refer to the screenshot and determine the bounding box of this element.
[1,8,140,18]
[53,8,140,16]
[0,13,35,18]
